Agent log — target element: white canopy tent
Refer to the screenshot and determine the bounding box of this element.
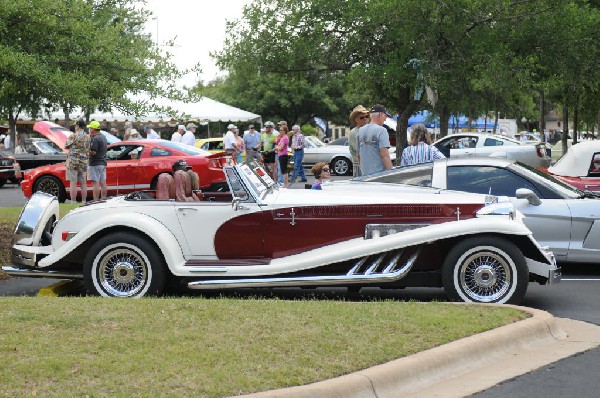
[21,97,262,125]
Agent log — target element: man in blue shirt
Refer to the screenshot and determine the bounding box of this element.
[243,125,261,164]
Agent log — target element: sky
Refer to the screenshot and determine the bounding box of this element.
[141,0,252,88]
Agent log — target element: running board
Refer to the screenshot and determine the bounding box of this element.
[1,266,83,279]
[188,248,420,290]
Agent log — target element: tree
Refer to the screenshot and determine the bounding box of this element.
[0,0,187,147]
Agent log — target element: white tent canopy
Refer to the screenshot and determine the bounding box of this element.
[21,97,262,124]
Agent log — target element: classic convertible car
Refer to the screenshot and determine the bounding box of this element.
[350,157,600,264]
[5,164,559,303]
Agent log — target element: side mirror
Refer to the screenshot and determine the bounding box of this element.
[515,188,541,206]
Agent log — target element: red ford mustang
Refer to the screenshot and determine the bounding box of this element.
[22,123,234,202]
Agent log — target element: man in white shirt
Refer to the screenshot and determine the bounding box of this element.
[145,125,160,139]
[181,123,197,146]
[171,125,185,142]
[223,124,239,154]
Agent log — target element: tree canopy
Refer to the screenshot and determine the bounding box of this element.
[0,0,188,141]
[211,0,599,149]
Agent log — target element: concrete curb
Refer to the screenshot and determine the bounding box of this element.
[240,305,600,398]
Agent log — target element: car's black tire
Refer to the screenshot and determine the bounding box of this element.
[331,157,352,176]
[442,235,528,304]
[83,232,167,298]
[0,178,5,188]
[33,175,67,203]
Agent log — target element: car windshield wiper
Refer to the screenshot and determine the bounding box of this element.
[578,190,600,199]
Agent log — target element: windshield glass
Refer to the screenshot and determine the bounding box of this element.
[33,140,62,154]
[306,136,326,147]
[157,140,211,156]
[511,162,581,199]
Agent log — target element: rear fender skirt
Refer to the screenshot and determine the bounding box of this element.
[582,220,600,250]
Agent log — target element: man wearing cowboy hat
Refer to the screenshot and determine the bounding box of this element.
[348,105,370,177]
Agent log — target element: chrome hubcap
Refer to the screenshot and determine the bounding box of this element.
[459,251,511,302]
[98,248,147,297]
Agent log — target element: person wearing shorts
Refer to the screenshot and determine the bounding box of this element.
[65,120,90,203]
[87,120,108,200]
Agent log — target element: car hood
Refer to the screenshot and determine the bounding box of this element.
[34,121,121,152]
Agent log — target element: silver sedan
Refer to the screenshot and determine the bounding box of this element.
[434,132,551,168]
[354,157,600,264]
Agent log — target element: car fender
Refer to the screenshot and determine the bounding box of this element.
[40,212,186,272]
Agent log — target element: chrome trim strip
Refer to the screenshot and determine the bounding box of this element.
[1,266,83,279]
[187,267,229,273]
[187,248,420,290]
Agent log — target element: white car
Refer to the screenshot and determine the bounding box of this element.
[434,132,551,168]
[5,163,558,303]
[303,136,354,175]
[351,157,600,264]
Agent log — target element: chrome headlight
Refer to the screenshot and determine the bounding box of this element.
[476,202,515,220]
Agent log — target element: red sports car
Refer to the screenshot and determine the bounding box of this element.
[541,140,600,191]
[21,136,234,202]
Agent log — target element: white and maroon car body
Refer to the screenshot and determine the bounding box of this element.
[5,164,559,303]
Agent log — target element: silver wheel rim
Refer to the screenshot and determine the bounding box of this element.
[37,178,60,197]
[458,250,512,302]
[334,159,348,175]
[97,247,149,297]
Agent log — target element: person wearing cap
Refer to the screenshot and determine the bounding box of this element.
[260,121,278,180]
[223,123,241,156]
[65,120,90,203]
[348,105,370,177]
[87,120,108,200]
[144,125,160,139]
[358,104,393,176]
[289,124,307,182]
[243,124,261,164]
[171,125,185,142]
[181,123,197,146]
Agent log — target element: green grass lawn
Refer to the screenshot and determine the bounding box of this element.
[0,297,526,397]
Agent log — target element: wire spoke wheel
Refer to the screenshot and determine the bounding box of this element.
[458,250,511,302]
[84,233,167,298]
[98,247,148,297]
[443,236,528,304]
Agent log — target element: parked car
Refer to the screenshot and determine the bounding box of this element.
[195,137,225,153]
[352,157,600,264]
[20,139,234,202]
[195,137,294,166]
[543,140,600,191]
[433,132,551,168]
[5,164,559,303]
[13,138,67,170]
[0,151,22,187]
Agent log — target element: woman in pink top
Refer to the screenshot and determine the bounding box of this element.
[275,125,290,188]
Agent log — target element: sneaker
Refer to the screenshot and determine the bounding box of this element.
[300,179,308,182]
